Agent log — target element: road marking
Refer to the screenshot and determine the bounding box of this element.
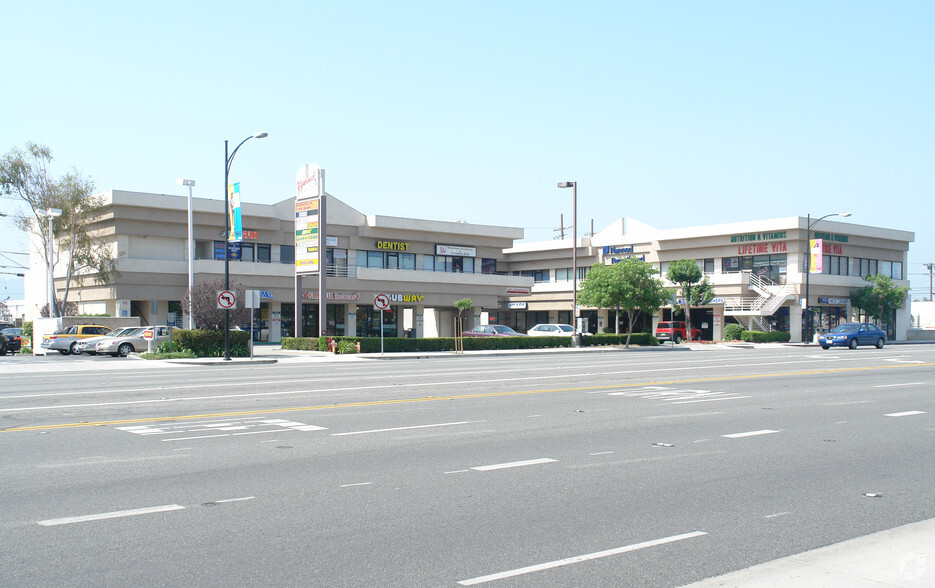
[471,458,557,471]
[821,400,874,406]
[6,362,935,433]
[38,504,185,526]
[722,429,780,439]
[668,396,751,404]
[340,482,372,488]
[331,420,478,436]
[873,382,925,388]
[763,511,791,519]
[214,496,255,503]
[457,531,707,585]
[885,411,926,417]
[445,470,471,474]
[590,451,614,456]
[644,412,724,420]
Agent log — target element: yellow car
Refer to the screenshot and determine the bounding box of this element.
[41,324,112,355]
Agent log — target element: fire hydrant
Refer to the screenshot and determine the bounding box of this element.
[329,337,338,353]
[355,341,361,353]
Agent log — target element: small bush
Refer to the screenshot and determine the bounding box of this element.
[740,330,791,343]
[172,329,250,357]
[581,333,659,346]
[722,324,745,341]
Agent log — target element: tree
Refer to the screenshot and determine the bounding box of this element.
[0,143,117,316]
[850,274,910,326]
[181,279,252,330]
[578,259,669,347]
[453,297,472,353]
[665,259,714,342]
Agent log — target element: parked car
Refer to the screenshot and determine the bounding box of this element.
[654,321,703,343]
[818,323,887,349]
[41,324,111,355]
[527,323,576,336]
[1,327,23,355]
[76,327,141,355]
[95,325,177,357]
[462,325,526,337]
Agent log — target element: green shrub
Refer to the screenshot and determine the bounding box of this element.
[337,340,359,354]
[722,323,745,341]
[172,329,250,357]
[740,330,791,343]
[581,333,659,346]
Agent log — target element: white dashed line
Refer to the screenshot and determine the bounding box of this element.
[457,531,707,585]
[721,429,780,439]
[340,482,372,488]
[39,504,185,526]
[331,421,478,436]
[873,382,925,388]
[471,458,557,472]
[885,411,926,417]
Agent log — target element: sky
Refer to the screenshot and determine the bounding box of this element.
[2,1,933,303]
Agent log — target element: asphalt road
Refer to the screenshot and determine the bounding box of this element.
[2,344,933,586]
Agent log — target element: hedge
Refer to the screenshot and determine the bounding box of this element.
[739,330,791,343]
[282,333,658,353]
[170,329,251,357]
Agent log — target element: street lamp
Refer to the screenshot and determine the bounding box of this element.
[224,131,268,360]
[557,181,579,345]
[37,208,62,318]
[177,178,196,329]
[804,211,852,343]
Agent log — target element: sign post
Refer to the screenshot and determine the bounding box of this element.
[374,293,390,356]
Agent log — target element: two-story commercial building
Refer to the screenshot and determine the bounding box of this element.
[25,189,913,343]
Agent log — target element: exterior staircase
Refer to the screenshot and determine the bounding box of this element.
[723,271,795,332]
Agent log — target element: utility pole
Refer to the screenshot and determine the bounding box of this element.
[553,214,571,240]
[925,263,934,301]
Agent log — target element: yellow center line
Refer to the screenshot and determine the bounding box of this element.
[2,362,931,433]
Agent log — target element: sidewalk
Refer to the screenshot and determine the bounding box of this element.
[682,518,935,587]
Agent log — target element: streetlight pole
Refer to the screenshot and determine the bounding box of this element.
[557,181,578,345]
[37,208,62,318]
[177,178,196,329]
[925,263,934,301]
[804,211,852,343]
[224,132,268,360]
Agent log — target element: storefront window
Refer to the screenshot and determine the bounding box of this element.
[482,258,497,274]
[356,305,397,337]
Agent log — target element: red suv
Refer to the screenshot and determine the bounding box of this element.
[655,321,702,343]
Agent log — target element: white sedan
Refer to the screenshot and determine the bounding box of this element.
[526,323,576,336]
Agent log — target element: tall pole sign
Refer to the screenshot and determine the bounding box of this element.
[295,164,327,338]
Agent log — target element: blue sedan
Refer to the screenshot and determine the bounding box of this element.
[818,322,887,350]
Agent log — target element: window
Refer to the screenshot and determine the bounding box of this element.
[704,258,715,274]
[424,254,469,273]
[519,269,550,283]
[556,268,573,282]
[280,245,295,263]
[577,266,589,281]
[856,258,878,277]
[877,260,903,279]
[723,257,740,272]
[240,243,255,262]
[257,243,271,263]
[327,248,348,276]
[822,255,848,276]
[362,250,416,271]
[482,258,497,274]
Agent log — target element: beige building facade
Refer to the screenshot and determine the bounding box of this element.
[25,190,914,343]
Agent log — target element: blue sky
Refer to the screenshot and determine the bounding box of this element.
[2,1,933,301]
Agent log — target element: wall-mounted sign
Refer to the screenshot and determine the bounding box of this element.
[302,291,361,301]
[243,230,258,240]
[603,245,634,255]
[609,255,646,263]
[508,302,527,309]
[436,244,476,257]
[730,231,787,243]
[737,242,787,255]
[814,232,848,243]
[376,240,410,251]
[506,287,530,295]
[818,297,849,305]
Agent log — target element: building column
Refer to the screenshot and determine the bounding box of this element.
[789,304,803,343]
[415,306,424,338]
